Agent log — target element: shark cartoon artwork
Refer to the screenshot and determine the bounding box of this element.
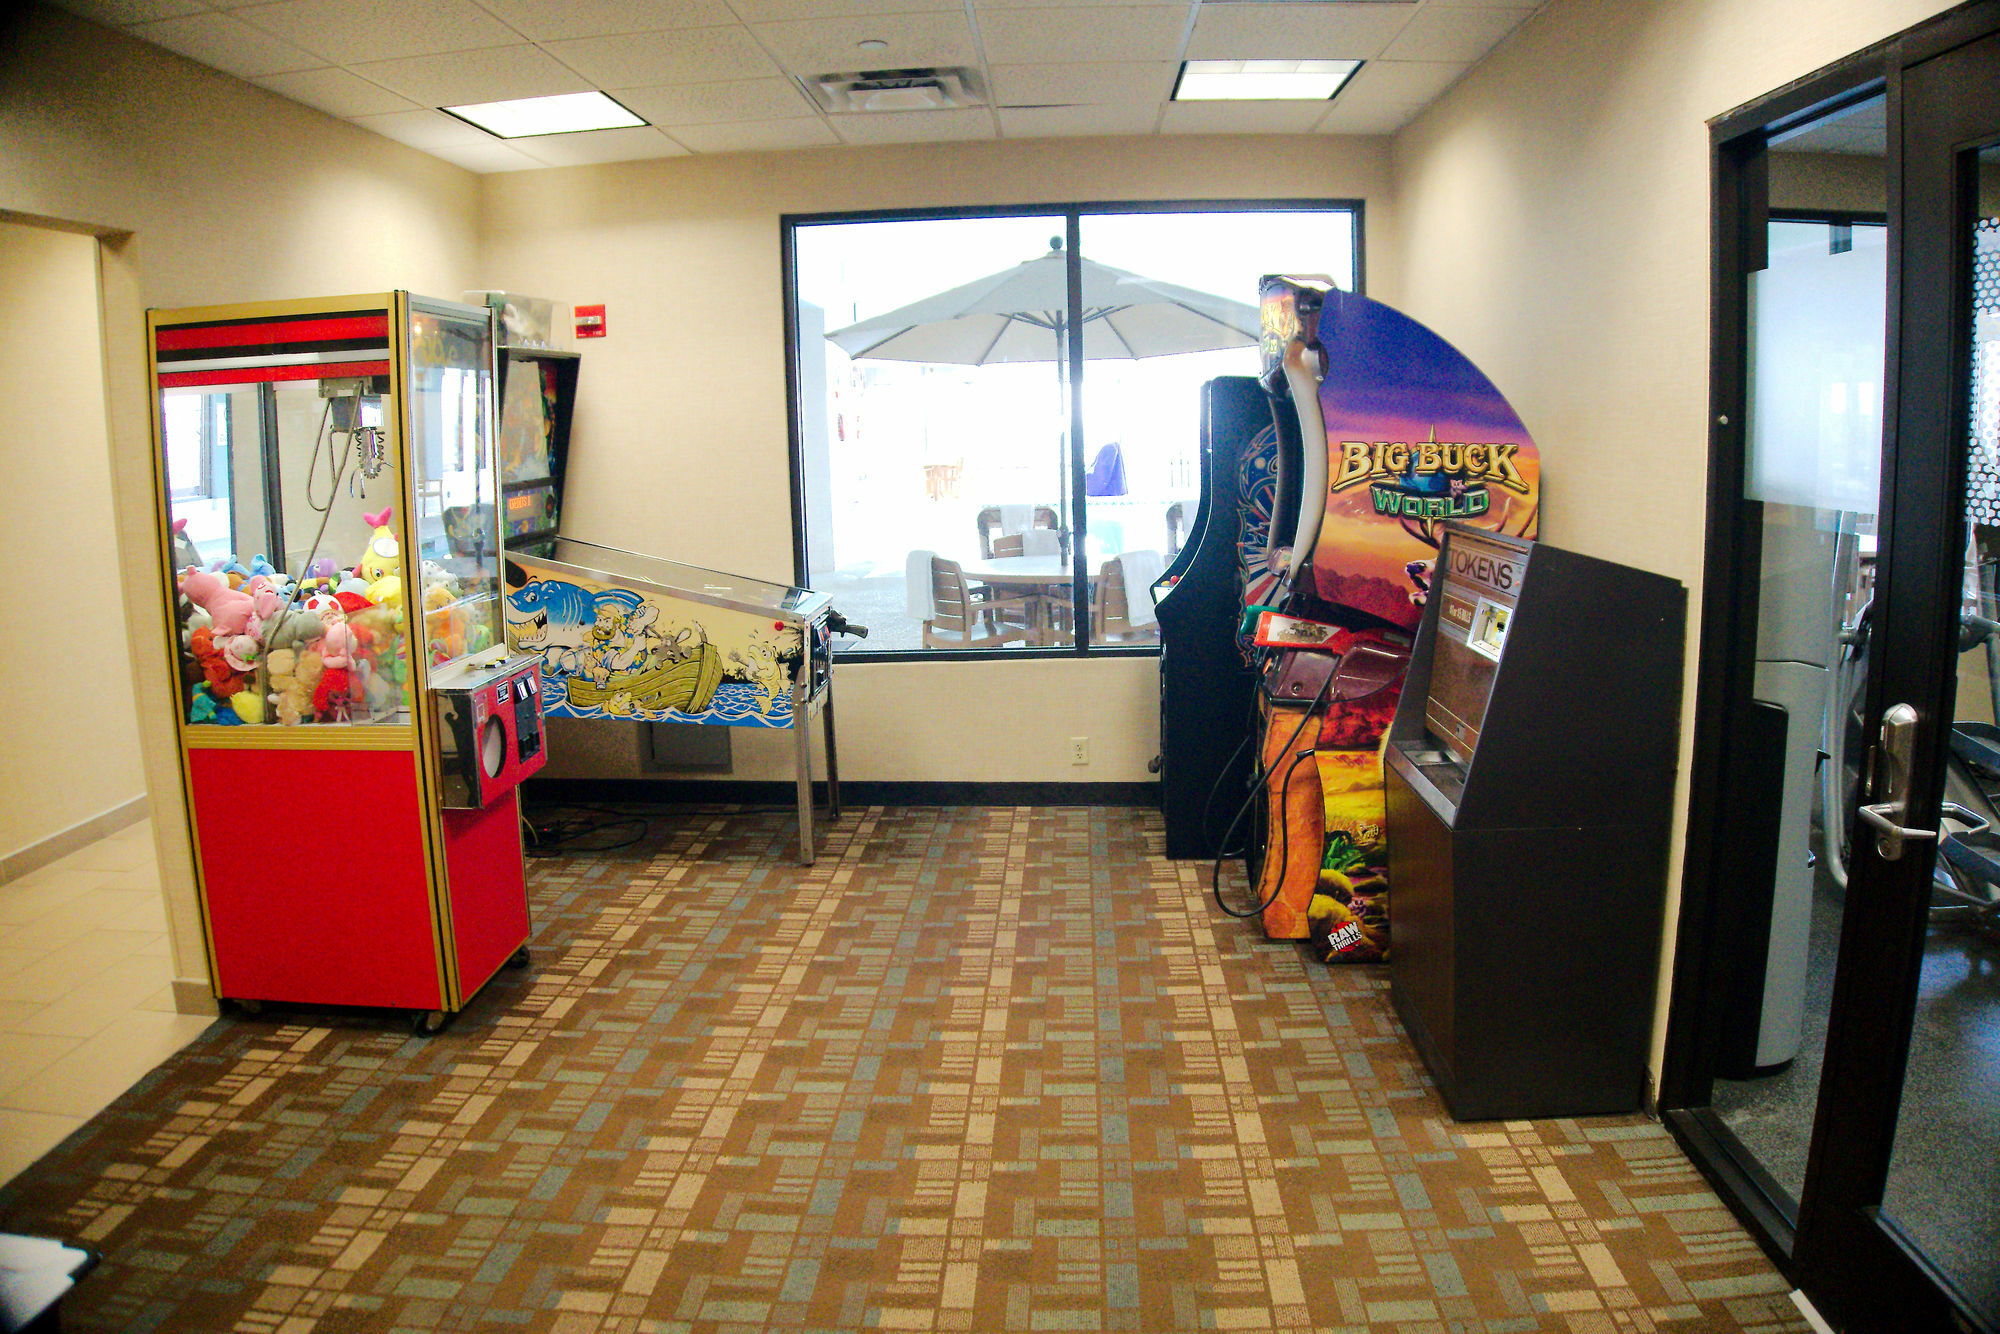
[504,564,806,725]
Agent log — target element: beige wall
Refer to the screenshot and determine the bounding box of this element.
[1384,0,1959,1089]
[1,5,482,1005]
[479,136,1394,783]
[0,219,144,860]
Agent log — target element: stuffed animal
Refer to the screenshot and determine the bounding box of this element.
[187,625,248,699]
[263,606,327,653]
[314,619,359,722]
[170,519,203,574]
[179,568,258,638]
[265,647,326,725]
[356,507,397,582]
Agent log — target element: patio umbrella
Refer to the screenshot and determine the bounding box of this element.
[825,240,1260,547]
[825,240,1261,364]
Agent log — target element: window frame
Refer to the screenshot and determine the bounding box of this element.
[781,196,1367,662]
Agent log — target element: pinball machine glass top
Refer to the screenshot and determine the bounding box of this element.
[407,298,503,676]
[155,301,413,728]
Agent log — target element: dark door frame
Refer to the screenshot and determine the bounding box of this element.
[1663,3,2000,1331]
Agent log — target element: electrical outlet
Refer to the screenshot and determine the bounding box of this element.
[1070,736,1090,766]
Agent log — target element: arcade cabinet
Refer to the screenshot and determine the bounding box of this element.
[470,291,579,558]
[149,292,546,1033]
[1155,377,1269,860]
[1384,527,1685,1118]
[1243,277,1543,959]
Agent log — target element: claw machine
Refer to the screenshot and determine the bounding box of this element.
[148,292,547,1033]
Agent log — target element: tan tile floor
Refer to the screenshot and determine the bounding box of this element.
[0,819,211,1187]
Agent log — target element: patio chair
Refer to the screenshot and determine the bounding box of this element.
[925,556,1038,648]
[1092,552,1162,643]
[976,505,1061,559]
[1165,501,1185,557]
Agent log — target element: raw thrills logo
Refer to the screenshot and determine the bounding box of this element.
[1331,429,1532,518]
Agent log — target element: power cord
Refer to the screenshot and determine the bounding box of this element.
[1211,657,1337,919]
[521,802,651,856]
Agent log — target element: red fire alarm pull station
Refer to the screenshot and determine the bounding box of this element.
[575,304,606,339]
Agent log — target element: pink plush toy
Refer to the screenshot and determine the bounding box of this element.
[179,568,258,637]
[314,617,358,721]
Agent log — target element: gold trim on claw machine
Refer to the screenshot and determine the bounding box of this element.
[389,292,458,1015]
[182,725,417,750]
[146,306,224,996]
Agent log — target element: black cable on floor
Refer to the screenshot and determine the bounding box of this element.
[521,803,651,856]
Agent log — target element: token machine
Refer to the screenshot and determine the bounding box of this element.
[148,292,545,1032]
[1384,527,1685,1118]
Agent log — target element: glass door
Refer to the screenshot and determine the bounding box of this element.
[1669,13,2000,1334]
[1790,31,2000,1332]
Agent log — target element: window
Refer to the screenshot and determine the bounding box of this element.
[162,389,232,560]
[786,202,1360,655]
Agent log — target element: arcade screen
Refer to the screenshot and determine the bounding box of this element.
[1424,529,1525,766]
[497,354,554,485]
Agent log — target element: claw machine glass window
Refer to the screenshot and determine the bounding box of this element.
[407,298,502,677]
[157,309,412,728]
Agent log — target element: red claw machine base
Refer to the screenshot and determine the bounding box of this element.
[186,658,546,1033]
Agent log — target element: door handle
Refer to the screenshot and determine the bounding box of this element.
[1856,703,1993,858]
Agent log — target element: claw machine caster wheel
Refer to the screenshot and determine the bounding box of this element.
[505,946,531,969]
[412,1009,450,1036]
[229,998,264,1017]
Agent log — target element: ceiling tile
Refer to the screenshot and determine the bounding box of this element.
[988,61,1174,107]
[1315,98,1421,136]
[749,12,978,77]
[255,65,421,116]
[125,11,322,77]
[50,0,206,25]
[1339,59,1464,106]
[543,26,780,87]
[979,7,1187,64]
[997,104,1159,138]
[512,126,690,165]
[1379,6,1531,63]
[351,107,503,149]
[727,0,958,19]
[669,117,840,152]
[351,45,592,106]
[1159,99,1325,135]
[1186,3,1413,61]
[471,0,739,41]
[234,0,522,63]
[422,139,554,172]
[976,0,1181,7]
[617,78,815,126]
[827,107,995,143]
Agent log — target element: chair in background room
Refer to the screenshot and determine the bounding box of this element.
[1093,551,1164,643]
[976,504,1061,559]
[924,555,1038,648]
[1164,501,1185,558]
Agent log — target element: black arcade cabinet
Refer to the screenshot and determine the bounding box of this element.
[1155,377,1270,860]
[495,346,578,557]
[1385,527,1685,1120]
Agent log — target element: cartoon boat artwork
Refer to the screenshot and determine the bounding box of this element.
[562,640,724,714]
[503,549,812,726]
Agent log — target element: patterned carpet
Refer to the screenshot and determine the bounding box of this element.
[0,806,1808,1333]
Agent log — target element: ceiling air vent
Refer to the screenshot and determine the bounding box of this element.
[807,67,987,114]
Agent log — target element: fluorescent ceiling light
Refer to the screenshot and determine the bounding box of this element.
[443,91,646,139]
[1173,59,1362,101]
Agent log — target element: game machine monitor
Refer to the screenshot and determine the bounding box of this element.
[1383,526,1685,1118]
[472,292,579,558]
[149,292,546,1034]
[1243,276,1542,964]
